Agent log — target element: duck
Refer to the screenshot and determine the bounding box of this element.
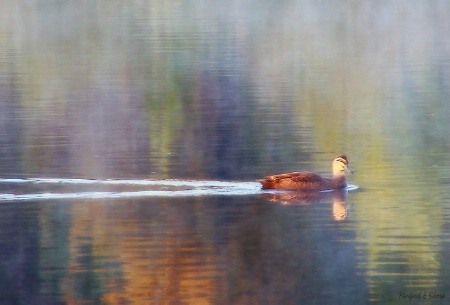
[258,155,352,191]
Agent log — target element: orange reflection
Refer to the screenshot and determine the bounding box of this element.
[59,200,223,305]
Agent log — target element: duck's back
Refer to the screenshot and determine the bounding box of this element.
[259,171,330,191]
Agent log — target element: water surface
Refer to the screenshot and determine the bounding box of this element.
[1,1,450,304]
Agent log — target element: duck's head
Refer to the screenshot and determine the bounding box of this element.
[332,155,353,176]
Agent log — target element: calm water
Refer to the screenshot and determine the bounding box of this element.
[1,1,450,304]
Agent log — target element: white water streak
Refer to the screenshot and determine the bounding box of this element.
[0,178,358,202]
[0,178,252,187]
[0,178,262,202]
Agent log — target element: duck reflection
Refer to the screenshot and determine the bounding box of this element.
[259,189,350,221]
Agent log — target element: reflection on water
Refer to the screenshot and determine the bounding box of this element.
[1,194,368,304]
[259,189,351,221]
[1,0,450,304]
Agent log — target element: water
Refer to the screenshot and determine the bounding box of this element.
[1,1,450,304]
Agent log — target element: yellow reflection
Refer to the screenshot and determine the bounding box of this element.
[350,155,444,299]
[332,201,348,221]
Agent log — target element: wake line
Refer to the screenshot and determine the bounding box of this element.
[0,178,254,188]
[0,178,358,202]
[0,178,263,202]
[0,188,261,202]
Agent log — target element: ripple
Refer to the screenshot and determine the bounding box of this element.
[0,178,358,202]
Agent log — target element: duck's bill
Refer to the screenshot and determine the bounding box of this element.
[346,165,355,174]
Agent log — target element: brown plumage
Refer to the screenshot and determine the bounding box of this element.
[259,155,351,191]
